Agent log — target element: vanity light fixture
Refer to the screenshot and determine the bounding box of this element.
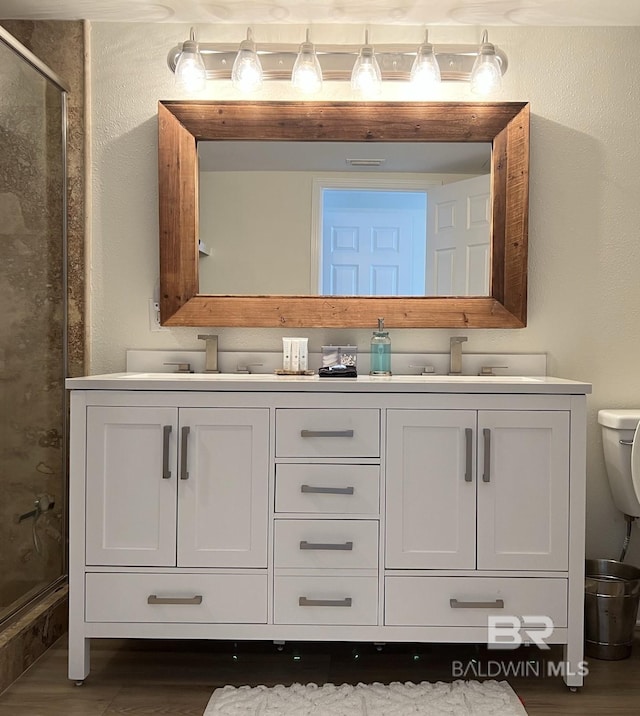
[174,27,206,92]
[167,28,507,96]
[291,29,323,94]
[231,28,263,93]
[470,30,503,95]
[350,31,382,98]
[409,30,441,95]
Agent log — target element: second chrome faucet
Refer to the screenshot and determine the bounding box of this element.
[449,336,468,375]
[198,334,219,373]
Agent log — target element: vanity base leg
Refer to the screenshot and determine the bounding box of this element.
[68,636,90,683]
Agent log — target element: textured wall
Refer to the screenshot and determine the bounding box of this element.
[89,23,640,565]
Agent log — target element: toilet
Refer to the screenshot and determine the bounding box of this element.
[598,410,640,518]
[588,411,640,660]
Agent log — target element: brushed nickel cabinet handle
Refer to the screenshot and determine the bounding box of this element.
[299,540,353,551]
[464,427,473,482]
[162,425,172,479]
[300,429,354,438]
[298,597,352,607]
[482,428,491,483]
[147,594,203,605]
[180,426,190,480]
[300,484,355,495]
[450,598,504,609]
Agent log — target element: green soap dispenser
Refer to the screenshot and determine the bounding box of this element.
[370,318,391,375]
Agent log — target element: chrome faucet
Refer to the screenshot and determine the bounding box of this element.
[197,334,219,373]
[449,336,468,375]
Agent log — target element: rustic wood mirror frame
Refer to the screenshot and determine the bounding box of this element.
[158,100,529,328]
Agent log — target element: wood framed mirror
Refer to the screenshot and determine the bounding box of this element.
[158,100,529,328]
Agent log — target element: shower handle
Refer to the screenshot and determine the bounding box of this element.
[18,494,55,522]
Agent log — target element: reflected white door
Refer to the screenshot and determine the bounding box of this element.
[322,202,426,296]
[426,175,491,296]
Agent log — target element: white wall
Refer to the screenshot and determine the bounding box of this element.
[90,23,640,564]
[199,171,314,294]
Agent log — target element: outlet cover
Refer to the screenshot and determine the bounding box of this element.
[148,299,168,332]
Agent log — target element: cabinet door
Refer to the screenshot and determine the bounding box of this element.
[177,408,269,567]
[85,406,178,566]
[477,411,569,571]
[386,410,477,569]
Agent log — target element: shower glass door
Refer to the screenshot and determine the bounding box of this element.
[0,29,68,623]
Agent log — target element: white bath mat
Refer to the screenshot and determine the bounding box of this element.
[203,680,527,715]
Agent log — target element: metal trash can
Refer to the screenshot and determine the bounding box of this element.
[585,559,640,660]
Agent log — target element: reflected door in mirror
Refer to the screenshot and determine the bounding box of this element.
[427,174,491,296]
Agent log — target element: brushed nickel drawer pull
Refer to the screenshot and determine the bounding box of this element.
[299,540,354,551]
[147,594,203,605]
[450,598,504,609]
[464,427,473,482]
[162,425,172,479]
[300,429,354,438]
[300,484,355,495]
[298,597,353,607]
[180,426,190,480]
[482,428,491,483]
[620,439,634,446]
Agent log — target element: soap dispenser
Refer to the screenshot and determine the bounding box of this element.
[370,318,391,375]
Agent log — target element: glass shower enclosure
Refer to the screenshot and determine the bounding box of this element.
[0,27,68,624]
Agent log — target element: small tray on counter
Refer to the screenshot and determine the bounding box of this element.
[318,365,358,378]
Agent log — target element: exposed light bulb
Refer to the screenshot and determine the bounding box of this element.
[470,30,503,95]
[232,28,263,93]
[410,31,441,96]
[175,27,206,93]
[292,30,323,94]
[351,32,381,98]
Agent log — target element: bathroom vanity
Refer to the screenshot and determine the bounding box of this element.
[67,373,590,687]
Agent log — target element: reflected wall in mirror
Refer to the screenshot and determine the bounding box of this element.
[197,140,492,297]
[158,101,529,328]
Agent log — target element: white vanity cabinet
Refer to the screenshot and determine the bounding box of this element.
[385,409,570,571]
[273,408,381,627]
[67,375,590,688]
[84,405,269,568]
[85,406,178,567]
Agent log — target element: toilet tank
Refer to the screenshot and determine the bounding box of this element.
[598,410,640,518]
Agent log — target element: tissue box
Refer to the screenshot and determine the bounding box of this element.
[322,345,358,368]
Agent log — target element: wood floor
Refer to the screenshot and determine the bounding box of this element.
[0,634,639,715]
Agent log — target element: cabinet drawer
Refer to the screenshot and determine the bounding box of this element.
[276,464,380,514]
[276,409,379,457]
[385,577,567,627]
[274,576,378,625]
[85,572,267,623]
[275,520,378,569]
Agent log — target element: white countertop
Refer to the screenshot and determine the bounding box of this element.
[66,373,592,394]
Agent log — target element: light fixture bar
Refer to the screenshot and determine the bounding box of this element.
[167,42,508,83]
[346,158,386,167]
